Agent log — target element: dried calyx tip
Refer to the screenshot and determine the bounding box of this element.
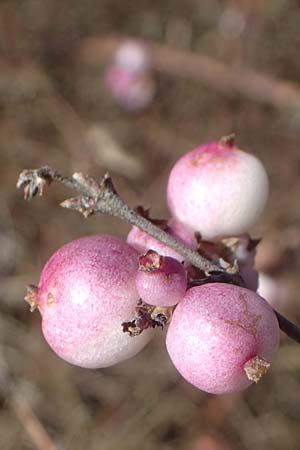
[138,250,163,272]
[219,133,236,148]
[122,301,172,336]
[244,355,271,383]
[24,285,39,312]
[17,169,50,201]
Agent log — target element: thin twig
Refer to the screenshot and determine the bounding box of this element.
[275,311,300,343]
[11,392,59,450]
[16,166,222,273]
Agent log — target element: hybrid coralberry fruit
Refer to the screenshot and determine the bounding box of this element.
[25,235,153,369]
[167,138,269,239]
[166,283,280,394]
[136,250,187,307]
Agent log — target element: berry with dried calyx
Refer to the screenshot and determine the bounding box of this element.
[26,235,153,368]
[136,250,187,307]
[167,137,269,239]
[166,283,279,394]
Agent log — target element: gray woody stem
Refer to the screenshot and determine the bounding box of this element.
[16,166,220,272]
[16,166,300,344]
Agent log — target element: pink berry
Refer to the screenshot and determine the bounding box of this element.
[127,220,198,263]
[105,65,155,111]
[28,235,153,368]
[166,283,279,394]
[167,139,269,239]
[114,39,152,73]
[136,250,187,307]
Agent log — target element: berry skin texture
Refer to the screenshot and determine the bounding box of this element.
[136,250,187,307]
[166,283,280,394]
[34,235,153,368]
[167,140,269,239]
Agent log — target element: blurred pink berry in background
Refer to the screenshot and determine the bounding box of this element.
[105,39,156,111]
[114,39,152,73]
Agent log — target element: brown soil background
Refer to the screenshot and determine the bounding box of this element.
[1,1,300,449]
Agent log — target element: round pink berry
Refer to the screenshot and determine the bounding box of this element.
[114,39,152,73]
[105,65,155,111]
[166,283,279,394]
[31,235,153,368]
[136,250,187,307]
[167,140,269,239]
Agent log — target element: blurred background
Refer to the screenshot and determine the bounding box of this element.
[1,0,300,449]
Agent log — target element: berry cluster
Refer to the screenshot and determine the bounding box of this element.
[25,138,280,395]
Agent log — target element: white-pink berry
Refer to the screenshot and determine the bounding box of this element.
[136,250,187,307]
[114,39,152,73]
[167,140,269,239]
[105,65,155,111]
[166,283,279,394]
[29,235,153,368]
